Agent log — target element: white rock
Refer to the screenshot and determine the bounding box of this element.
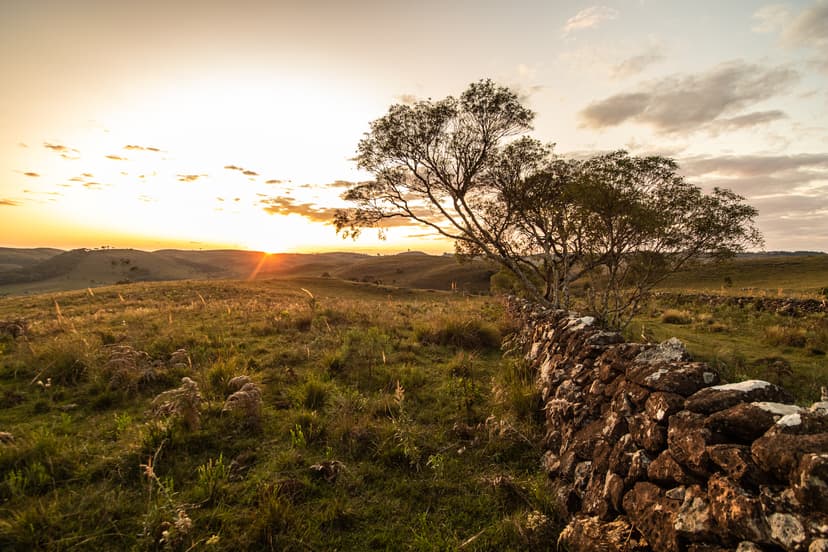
[712,380,772,393]
[752,402,802,417]
[777,413,802,427]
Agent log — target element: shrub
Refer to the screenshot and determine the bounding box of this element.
[660,309,692,325]
[416,317,501,350]
[765,325,807,348]
[150,377,203,431]
[222,381,262,427]
[300,378,329,410]
[36,338,90,385]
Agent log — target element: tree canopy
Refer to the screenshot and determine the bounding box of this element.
[335,79,763,328]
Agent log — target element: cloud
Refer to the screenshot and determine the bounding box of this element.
[706,110,788,134]
[781,0,828,48]
[258,195,339,223]
[224,165,259,176]
[579,60,798,134]
[610,50,665,79]
[23,172,40,177]
[83,182,107,190]
[106,154,127,161]
[754,1,828,72]
[124,144,161,152]
[753,4,790,33]
[177,174,205,183]
[265,179,283,185]
[43,142,81,158]
[679,152,828,250]
[0,199,21,206]
[242,170,258,176]
[563,6,619,34]
[82,173,93,178]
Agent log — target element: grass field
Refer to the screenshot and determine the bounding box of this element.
[659,254,828,296]
[1,254,826,550]
[0,278,552,551]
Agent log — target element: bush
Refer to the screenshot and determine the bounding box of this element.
[660,309,692,325]
[416,317,501,350]
[765,325,807,348]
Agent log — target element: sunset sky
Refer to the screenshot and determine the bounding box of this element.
[2,0,827,253]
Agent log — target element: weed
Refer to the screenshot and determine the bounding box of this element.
[151,377,203,431]
[194,453,229,504]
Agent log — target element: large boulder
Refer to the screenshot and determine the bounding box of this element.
[685,380,794,415]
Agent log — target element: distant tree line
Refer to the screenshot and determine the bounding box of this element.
[335,80,762,328]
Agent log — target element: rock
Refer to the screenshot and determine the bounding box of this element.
[648,450,699,486]
[810,539,828,552]
[604,471,626,512]
[558,515,649,551]
[685,380,794,415]
[609,434,638,478]
[708,474,769,543]
[627,361,719,396]
[572,420,606,460]
[752,428,828,482]
[635,337,691,364]
[573,461,593,495]
[645,392,686,423]
[626,450,652,486]
[623,482,681,552]
[735,543,764,552]
[601,410,629,442]
[792,453,828,511]
[675,484,717,542]
[668,410,719,476]
[610,380,651,411]
[705,403,779,443]
[707,444,761,487]
[766,512,806,549]
[583,472,611,519]
[586,331,625,347]
[629,414,668,453]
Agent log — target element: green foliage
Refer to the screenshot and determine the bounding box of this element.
[338,80,762,329]
[194,453,228,504]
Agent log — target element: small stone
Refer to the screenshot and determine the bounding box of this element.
[674,485,716,542]
[766,513,806,549]
[646,392,685,423]
[810,539,828,552]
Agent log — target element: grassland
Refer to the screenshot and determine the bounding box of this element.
[0,278,551,551]
[1,253,826,550]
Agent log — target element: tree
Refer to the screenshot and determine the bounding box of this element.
[335,80,763,328]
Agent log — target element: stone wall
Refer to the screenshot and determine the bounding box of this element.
[509,299,828,551]
[652,292,828,316]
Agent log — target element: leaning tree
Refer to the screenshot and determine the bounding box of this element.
[335,79,763,328]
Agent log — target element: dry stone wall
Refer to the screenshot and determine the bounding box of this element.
[508,299,828,551]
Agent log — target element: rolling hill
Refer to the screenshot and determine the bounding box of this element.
[0,248,496,295]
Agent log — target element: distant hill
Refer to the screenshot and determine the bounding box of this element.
[0,247,63,273]
[0,248,496,295]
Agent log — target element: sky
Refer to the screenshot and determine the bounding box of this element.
[1,0,826,253]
